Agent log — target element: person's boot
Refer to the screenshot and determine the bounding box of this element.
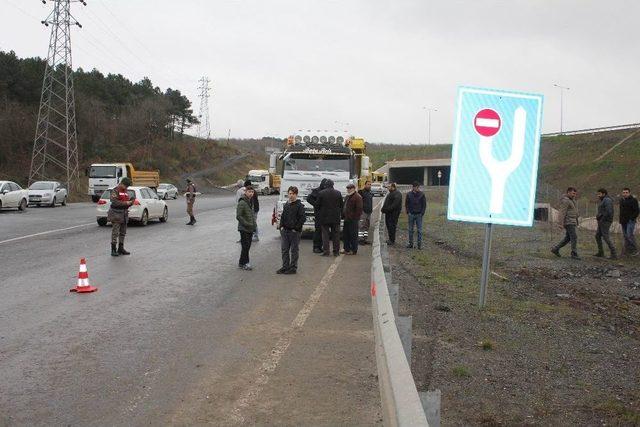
[609,251,618,260]
[406,241,414,249]
[118,244,131,255]
[186,216,194,226]
[417,241,422,250]
[551,247,561,257]
[593,251,605,257]
[571,252,581,260]
[191,216,196,225]
[111,243,119,257]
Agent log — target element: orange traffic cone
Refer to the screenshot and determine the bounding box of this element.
[70,258,98,293]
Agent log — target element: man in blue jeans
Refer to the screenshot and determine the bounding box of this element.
[405,181,426,249]
[619,187,639,256]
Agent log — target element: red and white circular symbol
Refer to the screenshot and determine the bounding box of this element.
[474,109,501,137]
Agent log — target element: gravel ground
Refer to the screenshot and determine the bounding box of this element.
[389,189,640,426]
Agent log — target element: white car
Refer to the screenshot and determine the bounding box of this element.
[96,186,168,226]
[156,183,178,200]
[0,181,29,211]
[28,181,68,207]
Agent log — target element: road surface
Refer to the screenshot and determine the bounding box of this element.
[0,194,381,425]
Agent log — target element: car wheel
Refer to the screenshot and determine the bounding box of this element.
[159,207,168,223]
[163,193,168,200]
[173,192,178,199]
[50,197,57,207]
[61,197,67,206]
[91,195,100,203]
[18,198,27,211]
[97,218,108,226]
[140,210,148,226]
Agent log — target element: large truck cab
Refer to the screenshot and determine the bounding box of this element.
[87,163,159,202]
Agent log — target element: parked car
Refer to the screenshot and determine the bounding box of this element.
[28,181,68,207]
[96,186,168,226]
[0,181,29,211]
[156,183,178,200]
[371,182,388,197]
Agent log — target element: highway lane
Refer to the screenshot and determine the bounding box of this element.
[0,193,379,425]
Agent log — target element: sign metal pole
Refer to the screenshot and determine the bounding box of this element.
[479,222,493,308]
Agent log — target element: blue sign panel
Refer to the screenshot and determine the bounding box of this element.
[448,86,544,226]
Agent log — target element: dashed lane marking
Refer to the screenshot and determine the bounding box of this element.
[0,223,95,245]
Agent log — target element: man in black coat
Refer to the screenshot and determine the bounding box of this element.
[358,180,374,245]
[278,186,306,274]
[307,178,329,253]
[316,179,343,256]
[620,187,639,255]
[381,182,402,245]
[244,179,260,242]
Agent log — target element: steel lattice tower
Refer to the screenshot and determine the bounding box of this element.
[29,0,85,193]
[196,76,211,139]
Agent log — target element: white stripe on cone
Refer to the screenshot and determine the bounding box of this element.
[79,264,87,273]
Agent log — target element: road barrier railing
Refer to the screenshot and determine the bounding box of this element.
[370,201,429,427]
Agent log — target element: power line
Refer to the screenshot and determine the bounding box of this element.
[196,76,211,139]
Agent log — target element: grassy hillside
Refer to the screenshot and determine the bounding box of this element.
[367,143,451,171]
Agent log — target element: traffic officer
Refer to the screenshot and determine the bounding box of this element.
[185,178,197,225]
[108,177,133,256]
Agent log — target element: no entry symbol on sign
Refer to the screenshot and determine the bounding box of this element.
[474,108,501,137]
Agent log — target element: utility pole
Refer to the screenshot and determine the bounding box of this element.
[423,107,437,145]
[196,76,211,139]
[29,0,86,194]
[553,83,569,134]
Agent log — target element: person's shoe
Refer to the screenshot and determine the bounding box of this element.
[186,217,194,225]
[632,251,640,257]
[571,253,581,260]
[406,243,414,249]
[551,248,561,257]
[333,252,339,257]
[386,240,395,246]
[118,244,130,255]
[241,264,253,271]
[593,252,605,258]
[276,267,288,274]
[321,252,331,257]
[609,253,618,260]
[283,268,297,274]
[111,243,119,257]
[191,216,196,225]
[417,242,422,250]
[253,236,259,242]
[313,248,323,253]
[360,241,370,245]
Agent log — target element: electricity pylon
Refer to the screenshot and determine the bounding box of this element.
[196,76,211,139]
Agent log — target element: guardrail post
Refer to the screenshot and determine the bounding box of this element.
[388,282,399,317]
[420,390,441,427]
[396,315,412,364]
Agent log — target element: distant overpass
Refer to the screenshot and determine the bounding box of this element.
[376,159,451,186]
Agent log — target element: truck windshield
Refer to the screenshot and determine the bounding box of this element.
[284,156,350,172]
[248,175,265,182]
[90,166,117,178]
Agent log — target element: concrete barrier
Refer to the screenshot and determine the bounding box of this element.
[371,202,429,426]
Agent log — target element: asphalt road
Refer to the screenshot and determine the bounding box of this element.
[0,194,380,425]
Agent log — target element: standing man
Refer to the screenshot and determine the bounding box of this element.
[237,185,257,270]
[405,181,427,249]
[244,179,260,242]
[342,183,363,255]
[551,187,580,260]
[619,187,639,256]
[317,179,343,256]
[277,186,306,274]
[307,178,328,253]
[107,177,134,257]
[358,180,373,245]
[381,182,402,246]
[594,188,617,259]
[185,178,197,226]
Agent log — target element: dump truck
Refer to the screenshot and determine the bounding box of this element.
[246,169,280,195]
[87,162,160,202]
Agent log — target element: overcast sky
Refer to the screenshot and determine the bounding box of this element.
[3,0,638,143]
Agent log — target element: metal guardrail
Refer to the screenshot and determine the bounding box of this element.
[542,122,640,137]
[371,201,429,427]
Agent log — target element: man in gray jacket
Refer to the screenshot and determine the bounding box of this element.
[594,188,617,259]
[551,187,581,260]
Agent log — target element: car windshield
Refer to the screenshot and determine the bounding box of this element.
[100,189,135,200]
[29,182,55,190]
[158,184,169,189]
[284,155,350,172]
[90,166,117,178]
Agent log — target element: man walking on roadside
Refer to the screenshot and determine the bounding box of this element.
[342,183,363,255]
[277,186,306,274]
[359,180,373,245]
[237,185,257,270]
[185,178,197,226]
[107,177,134,257]
[594,188,617,259]
[316,179,343,256]
[619,187,639,256]
[551,187,581,260]
[405,181,426,249]
[307,178,329,253]
[381,182,402,246]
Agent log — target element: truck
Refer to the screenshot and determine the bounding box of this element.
[273,131,370,233]
[246,169,280,195]
[87,163,160,202]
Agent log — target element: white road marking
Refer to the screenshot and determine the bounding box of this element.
[230,255,344,423]
[0,223,95,245]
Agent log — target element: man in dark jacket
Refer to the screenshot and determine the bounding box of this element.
[620,187,639,256]
[381,183,402,245]
[595,188,617,259]
[306,178,328,253]
[552,187,581,260]
[237,186,257,270]
[359,180,373,245]
[342,183,363,255]
[405,181,427,249]
[316,179,343,256]
[107,177,134,256]
[244,179,260,242]
[278,186,306,274]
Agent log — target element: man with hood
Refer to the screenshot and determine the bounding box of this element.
[316,179,343,256]
[243,179,260,242]
[237,185,257,270]
[405,181,427,249]
[277,186,306,274]
[306,178,329,253]
[594,188,617,259]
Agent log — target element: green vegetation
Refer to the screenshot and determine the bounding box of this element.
[479,340,494,351]
[593,400,640,425]
[451,365,471,378]
[367,143,451,171]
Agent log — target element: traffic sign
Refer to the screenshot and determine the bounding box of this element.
[448,86,544,227]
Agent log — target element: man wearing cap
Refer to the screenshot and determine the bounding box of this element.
[107,177,134,256]
[185,178,197,225]
[405,181,427,249]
